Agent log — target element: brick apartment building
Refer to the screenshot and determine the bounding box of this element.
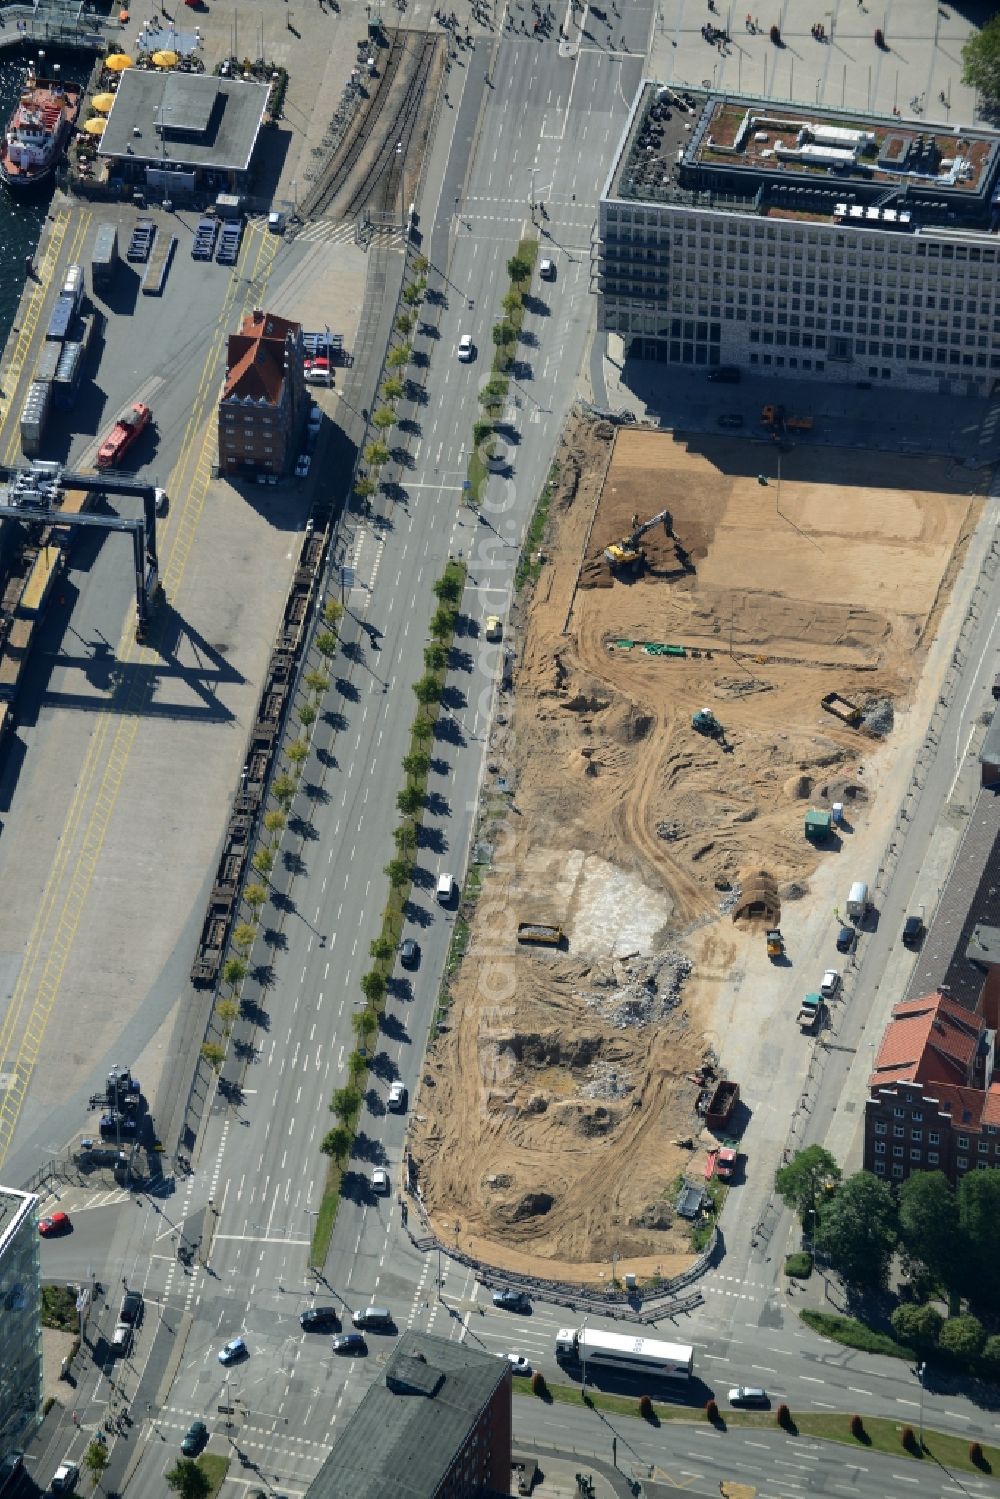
[218,310,306,479]
[307,1330,511,1498]
[863,990,1000,1187]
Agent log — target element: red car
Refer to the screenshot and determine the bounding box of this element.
[38,1211,72,1237]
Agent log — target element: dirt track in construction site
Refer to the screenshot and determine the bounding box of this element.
[409,415,983,1283]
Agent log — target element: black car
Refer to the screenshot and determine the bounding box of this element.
[181,1422,208,1457]
[300,1306,340,1332]
[492,1288,530,1312]
[902,915,925,947]
[400,938,420,970]
[717,413,744,429]
[836,924,857,954]
[119,1289,143,1325]
[708,365,741,383]
[332,1332,366,1354]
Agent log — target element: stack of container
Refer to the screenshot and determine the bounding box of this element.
[20,382,51,457]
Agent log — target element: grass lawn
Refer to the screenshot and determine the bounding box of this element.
[196,1454,230,1499]
[41,1284,79,1331]
[511,1382,1000,1478]
[800,1309,914,1361]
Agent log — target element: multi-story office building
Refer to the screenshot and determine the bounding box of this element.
[0,1187,42,1463]
[218,309,306,479]
[597,85,1000,393]
[307,1330,511,1498]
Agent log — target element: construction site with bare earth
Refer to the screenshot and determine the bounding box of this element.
[409,412,985,1284]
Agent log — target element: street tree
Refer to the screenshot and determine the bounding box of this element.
[429,606,455,641]
[412,675,443,710]
[329,1085,361,1122]
[890,1302,943,1349]
[507,253,532,282]
[263,809,286,840]
[215,999,239,1035]
[201,1042,225,1073]
[774,1145,842,1224]
[298,702,317,729]
[355,474,376,499]
[939,1313,986,1361]
[304,669,330,695]
[232,922,256,953]
[394,310,415,336]
[252,847,274,877]
[386,343,412,370]
[983,1334,1000,1372]
[321,1123,352,1162]
[402,750,430,780]
[385,853,415,886]
[898,1170,962,1292]
[411,716,434,744]
[272,773,297,808]
[222,956,247,992]
[961,15,1000,107]
[492,321,516,349]
[372,405,396,431]
[315,630,338,660]
[393,822,418,852]
[364,439,391,467]
[395,785,425,817]
[501,289,522,318]
[402,281,423,306]
[83,1444,110,1492]
[347,1049,367,1083]
[433,572,463,605]
[323,598,344,630]
[286,738,309,768]
[370,934,394,962]
[381,375,404,402]
[352,1006,378,1043]
[411,254,429,274]
[959,1168,1000,1306]
[244,882,267,915]
[816,1170,897,1291]
[424,642,447,671]
[165,1461,211,1499]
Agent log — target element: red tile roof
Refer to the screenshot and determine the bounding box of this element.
[869,991,983,1089]
[920,1081,985,1132]
[981,1082,1000,1128]
[222,309,301,404]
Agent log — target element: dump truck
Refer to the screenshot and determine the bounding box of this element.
[766,928,784,960]
[821,691,863,727]
[797,993,822,1033]
[761,404,813,433]
[516,922,563,946]
[97,402,151,468]
[704,1079,739,1129]
[804,809,833,843]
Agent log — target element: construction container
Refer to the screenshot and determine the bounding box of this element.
[62,262,85,314]
[804,809,833,843]
[53,342,83,410]
[46,294,75,343]
[91,222,119,293]
[20,380,51,457]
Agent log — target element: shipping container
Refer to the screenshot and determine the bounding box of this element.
[20,379,51,456]
[34,341,62,384]
[53,343,83,409]
[46,294,75,343]
[92,222,119,293]
[62,263,85,313]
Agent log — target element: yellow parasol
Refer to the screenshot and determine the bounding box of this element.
[151,50,178,67]
[84,116,107,135]
[105,53,133,71]
[92,92,115,112]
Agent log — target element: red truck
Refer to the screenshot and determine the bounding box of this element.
[97,402,151,469]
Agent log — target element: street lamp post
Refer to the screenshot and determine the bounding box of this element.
[917,1361,926,1448]
[580,1316,589,1398]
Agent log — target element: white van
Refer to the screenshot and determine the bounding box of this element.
[436,872,456,905]
[352,1305,392,1329]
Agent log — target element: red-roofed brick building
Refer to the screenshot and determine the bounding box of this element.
[218,309,305,479]
[864,991,998,1186]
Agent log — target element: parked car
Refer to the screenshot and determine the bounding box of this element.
[717,413,744,429]
[38,1212,71,1237]
[492,1288,530,1312]
[387,1081,407,1112]
[902,914,925,947]
[50,1463,79,1493]
[836,924,857,953]
[331,1332,366,1354]
[180,1422,208,1457]
[457,334,474,362]
[708,365,741,383]
[728,1386,769,1406]
[295,454,311,478]
[399,937,420,969]
[300,1306,340,1332]
[372,1167,390,1194]
[217,1336,248,1366]
[819,969,841,998]
[506,1354,532,1376]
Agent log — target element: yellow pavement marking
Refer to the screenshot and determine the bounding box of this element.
[0,223,279,1167]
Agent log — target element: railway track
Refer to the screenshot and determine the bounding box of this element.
[304,32,413,219]
[340,35,438,222]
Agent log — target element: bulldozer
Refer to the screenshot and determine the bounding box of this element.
[692,707,724,738]
[761,404,814,435]
[604,508,671,573]
[766,928,785,960]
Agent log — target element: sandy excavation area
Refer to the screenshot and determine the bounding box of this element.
[409,417,982,1283]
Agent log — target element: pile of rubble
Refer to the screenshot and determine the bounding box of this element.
[862,696,894,737]
[578,950,693,1029]
[581,1063,634,1100]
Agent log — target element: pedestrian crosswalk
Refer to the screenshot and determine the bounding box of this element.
[292,219,405,250]
[38,1185,131,1215]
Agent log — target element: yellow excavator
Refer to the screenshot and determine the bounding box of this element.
[604,508,672,572]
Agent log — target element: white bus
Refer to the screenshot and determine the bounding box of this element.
[555,1326,694,1379]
